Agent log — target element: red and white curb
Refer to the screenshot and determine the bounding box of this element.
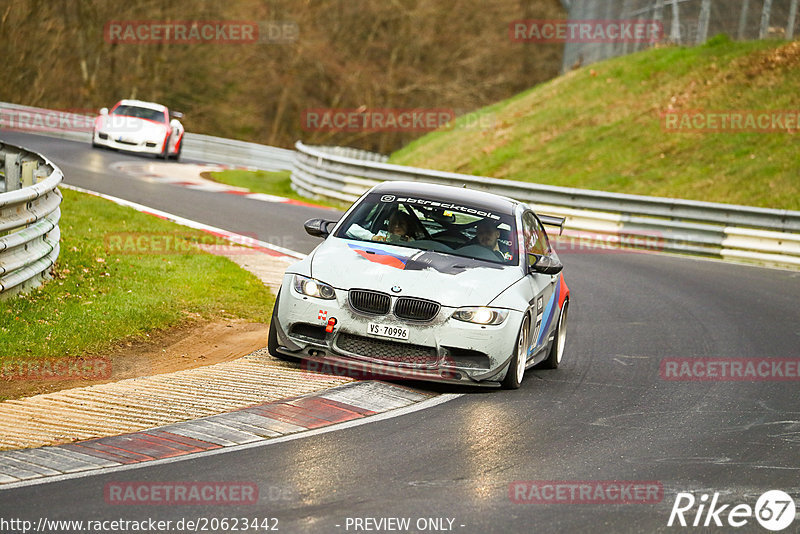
[110,161,334,210]
[61,183,306,260]
[0,382,454,489]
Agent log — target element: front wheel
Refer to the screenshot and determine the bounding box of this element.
[267,292,299,362]
[502,314,530,389]
[539,300,568,369]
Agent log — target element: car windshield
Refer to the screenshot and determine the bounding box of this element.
[111,105,166,123]
[335,193,518,265]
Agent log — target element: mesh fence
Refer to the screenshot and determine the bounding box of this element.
[562,0,799,70]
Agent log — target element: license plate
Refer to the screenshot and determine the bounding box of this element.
[368,323,409,340]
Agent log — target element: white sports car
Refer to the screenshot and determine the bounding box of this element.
[92,99,184,160]
[268,181,570,389]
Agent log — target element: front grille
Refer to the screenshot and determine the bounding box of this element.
[336,333,438,366]
[349,289,391,315]
[394,297,440,321]
[117,139,137,146]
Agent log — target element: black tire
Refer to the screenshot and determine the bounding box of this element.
[170,138,182,161]
[267,292,299,362]
[91,130,99,148]
[502,314,531,389]
[539,299,568,370]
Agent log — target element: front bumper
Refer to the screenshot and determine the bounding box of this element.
[94,130,165,155]
[272,275,522,387]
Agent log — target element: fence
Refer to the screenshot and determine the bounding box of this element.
[562,0,799,70]
[0,143,63,298]
[291,141,800,269]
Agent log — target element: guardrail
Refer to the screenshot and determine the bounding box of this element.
[291,141,800,270]
[3,100,798,270]
[0,143,63,298]
[0,102,295,172]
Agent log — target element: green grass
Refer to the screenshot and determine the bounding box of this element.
[0,188,274,361]
[391,36,800,210]
[205,169,348,210]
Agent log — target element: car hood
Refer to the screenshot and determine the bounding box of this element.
[309,238,523,308]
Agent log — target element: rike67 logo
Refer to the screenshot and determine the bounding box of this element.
[668,490,796,531]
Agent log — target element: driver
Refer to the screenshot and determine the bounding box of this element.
[475,219,511,261]
[476,219,501,251]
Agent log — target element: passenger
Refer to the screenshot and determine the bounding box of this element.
[373,211,414,243]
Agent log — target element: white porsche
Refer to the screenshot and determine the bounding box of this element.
[92,99,184,160]
[268,181,571,389]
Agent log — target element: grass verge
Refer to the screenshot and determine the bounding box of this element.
[204,169,348,210]
[0,188,274,362]
[390,37,800,210]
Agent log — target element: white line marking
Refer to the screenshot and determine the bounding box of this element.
[59,183,306,259]
[0,393,461,491]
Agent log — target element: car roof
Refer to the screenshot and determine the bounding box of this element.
[115,99,167,112]
[369,181,520,215]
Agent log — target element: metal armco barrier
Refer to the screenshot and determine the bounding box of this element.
[0,143,63,297]
[291,141,800,270]
[181,132,295,172]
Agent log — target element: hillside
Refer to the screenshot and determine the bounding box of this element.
[390,36,800,210]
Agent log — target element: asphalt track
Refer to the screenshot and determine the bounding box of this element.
[2,132,799,533]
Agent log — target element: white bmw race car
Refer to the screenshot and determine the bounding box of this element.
[268,181,570,389]
[92,99,184,160]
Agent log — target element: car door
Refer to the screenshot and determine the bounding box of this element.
[521,211,558,357]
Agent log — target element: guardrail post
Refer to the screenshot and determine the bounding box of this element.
[4,151,21,191]
[21,159,38,188]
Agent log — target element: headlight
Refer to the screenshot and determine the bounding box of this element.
[294,275,336,300]
[452,307,508,325]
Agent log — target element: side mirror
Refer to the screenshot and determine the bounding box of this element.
[99,108,109,116]
[304,218,336,238]
[528,254,563,275]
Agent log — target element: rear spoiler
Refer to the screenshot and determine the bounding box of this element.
[538,214,566,236]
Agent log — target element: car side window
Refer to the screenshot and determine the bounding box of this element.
[522,212,550,268]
